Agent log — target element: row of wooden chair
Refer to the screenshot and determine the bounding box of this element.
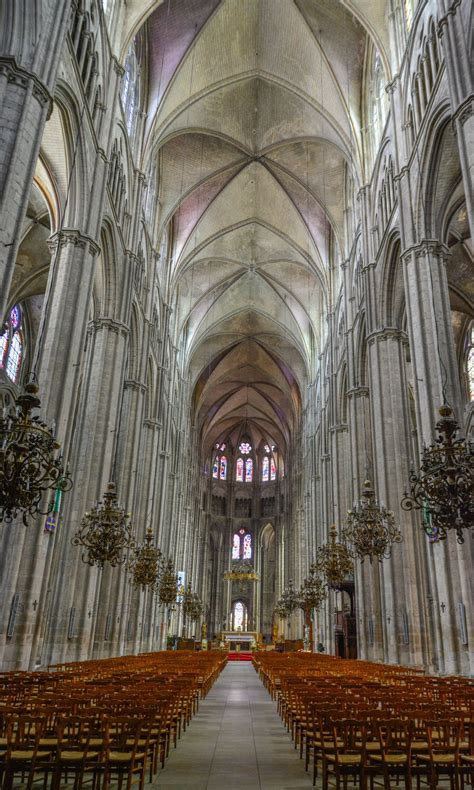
[0,650,227,789]
[253,653,473,789]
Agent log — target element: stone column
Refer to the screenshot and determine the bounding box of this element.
[402,240,473,674]
[42,317,129,666]
[438,0,474,235]
[0,0,72,320]
[367,329,432,668]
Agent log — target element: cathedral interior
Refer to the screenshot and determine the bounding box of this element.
[0,0,473,688]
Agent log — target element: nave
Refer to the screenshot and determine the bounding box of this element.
[155,661,312,790]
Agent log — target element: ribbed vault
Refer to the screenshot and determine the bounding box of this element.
[132,0,386,459]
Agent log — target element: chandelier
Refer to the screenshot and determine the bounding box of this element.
[316,525,353,590]
[0,381,72,525]
[127,527,164,591]
[182,583,204,622]
[343,479,402,563]
[223,559,259,581]
[72,482,135,568]
[401,404,473,544]
[158,559,179,604]
[275,579,300,618]
[298,564,327,612]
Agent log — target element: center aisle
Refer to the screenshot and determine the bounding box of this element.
[151,661,313,790]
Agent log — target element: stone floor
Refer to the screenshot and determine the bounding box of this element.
[150,661,313,790]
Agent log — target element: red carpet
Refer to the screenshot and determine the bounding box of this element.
[227,652,253,661]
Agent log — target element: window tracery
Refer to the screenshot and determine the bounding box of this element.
[466,322,474,401]
[121,41,140,136]
[0,305,23,384]
[232,529,252,560]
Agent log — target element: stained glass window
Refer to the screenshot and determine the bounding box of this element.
[236,458,244,482]
[121,43,140,135]
[239,441,252,454]
[245,458,253,482]
[233,601,245,630]
[243,533,252,559]
[264,444,270,453]
[232,534,240,559]
[0,331,8,367]
[468,324,474,400]
[270,457,277,481]
[0,305,23,384]
[220,456,227,480]
[262,456,269,482]
[212,458,218,478]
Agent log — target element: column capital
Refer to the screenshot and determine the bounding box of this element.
[452,94,474,127]
[0,57,51,109]
[367,328,409,346]
[47,229,100,257]
[124,379,146,393]
[400,240,450,263]
[346,386,369,399]
[87,317,129,337]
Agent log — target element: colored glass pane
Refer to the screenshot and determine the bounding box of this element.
[234,601,244,630]
[0,331,8,367]
[220,456,227,480]
[232,534,240,559]
[239,441,251,454]
[10,306,21,330]
[262,456,269,482]
[243,533,252,559]
[270,457,276,480]
[236,458,244,482]
[245,458,253,481]
[468,325,474,400]
[264,444,270,453]
[6,333,22,383]
[212,458,218,478]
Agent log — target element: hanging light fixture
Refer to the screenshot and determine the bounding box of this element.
[316,525,353,590]
[275,579,300,618]
[299,563,327,611]
[298,563,326,651]
[72,482,134,568]
[401,404,473,544]
[127,526,164,590]
[0,380,72,525]
[343,479,402,563]
[158,558,179,604]
[182,582,203,623]
[223,559,259,581]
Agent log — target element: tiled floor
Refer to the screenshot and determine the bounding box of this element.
[150,661,313,790]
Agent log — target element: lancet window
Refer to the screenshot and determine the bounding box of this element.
[236,439,253,482]
[212,443,227,480]
[0,306,23,384]
[232,529,252,560]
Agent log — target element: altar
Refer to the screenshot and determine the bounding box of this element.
[221,631,259,651]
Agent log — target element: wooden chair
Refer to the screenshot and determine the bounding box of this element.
[2,715,53,790]
[415,719,462,790]
[52,715,102,790]
[368,719,413,790]
[102,716,151,790]
[322,718,367,790]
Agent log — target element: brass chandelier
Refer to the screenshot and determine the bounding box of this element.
[158,558,179,604]
[316,524,353,590]
[343,479,402,563]
[182,583,204,621]
[299,563,327,612]
[401,404,473,544]
[0,381,72,525]
[72,482,134,568]
[275,579,300,619]
[127,526,164,591]
[223,559,259,581]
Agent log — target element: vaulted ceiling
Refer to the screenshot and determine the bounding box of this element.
[132,0,388,460]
